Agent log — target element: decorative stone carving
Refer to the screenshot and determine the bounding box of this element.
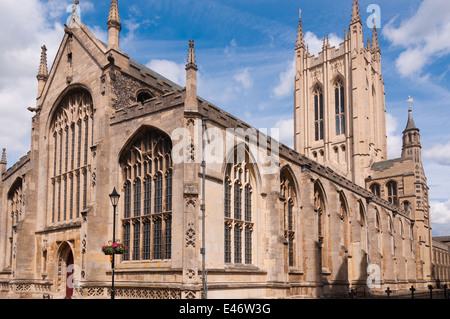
[185,221,196,247]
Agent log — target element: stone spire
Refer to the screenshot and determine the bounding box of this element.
[296,9,305,49]
[372,19,380,52]
[185,40,198,112]
[351,0,361,24]
[186,40,197,70]
[404,99,418,132]
[1,148,6,175]
[37,45,48,97]
[107,0,122,50]
[402,97,421,161]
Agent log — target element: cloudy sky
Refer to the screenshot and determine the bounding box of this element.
[0,0,449,235]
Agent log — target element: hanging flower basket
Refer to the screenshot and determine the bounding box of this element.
[102,242,128,255]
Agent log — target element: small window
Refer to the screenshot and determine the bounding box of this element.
[386,181,398,206]
[137,91,152,103]
[370,183,381,197]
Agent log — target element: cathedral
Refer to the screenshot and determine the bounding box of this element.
[0,0,448,299]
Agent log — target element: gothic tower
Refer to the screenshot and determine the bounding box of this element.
[294,0,387,187]
[401,103,422,163]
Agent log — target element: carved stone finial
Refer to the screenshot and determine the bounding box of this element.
[1,148,6,164]
[107,0,122,31]
[296,9,305,49]
[186,40,197,69]
[37,45,48,81]
[351,0,361,24]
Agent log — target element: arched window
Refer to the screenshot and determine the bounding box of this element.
[281,168,297,267]
[386,181,398,206]
[314,86,324,141]
[7,179,23,266]
[339,193,349,253]
[359,201,367,252]
[334,79,345,136]
[403,201,410,213]
[224,147,255,265]
[370,183,381,197]
[314,182,327,268]
[137,91,153,103]
[120,128,173,261]
[49,89,93,224]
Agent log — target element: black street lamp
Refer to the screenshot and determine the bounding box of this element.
[109,187,120,300]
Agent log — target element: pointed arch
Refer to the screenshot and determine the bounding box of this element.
[119,125,173,261]
[312,84,324,141]
[55,241,75,299]
[280,165,299,267]
[313,179,328,211]
[222,142,262,195]
[280,165,299,203]
[48,87,93,224]
[46,84,94,133]
[223,143,258,265]
[314,179,329,269]
[338,191,350,253]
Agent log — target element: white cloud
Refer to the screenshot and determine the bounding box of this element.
[274,117,294,148]
[383,0,450,77]
[233,68,253,90]
[305,31,343,56]
[272,59,295,99]
[385,113,402,159]
[224,39,237,56]
[423,142,450,166]
[430,200,450,236]
[0,0,65,164]
[89,25,108,44]
[146,59,186,86]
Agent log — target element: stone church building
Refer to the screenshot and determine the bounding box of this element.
[0,0,447,299]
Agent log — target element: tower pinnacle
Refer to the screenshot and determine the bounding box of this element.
[351,0,361,24]
[185,40,198,112]
[1,148,6,174]
[186,40,197,70]
[296,9,305,49]
[372,18,380,52]
[37,45,48,81]
[37,45,48,97]
[107,0,121,50]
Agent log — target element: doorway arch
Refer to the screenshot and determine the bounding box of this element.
[56,242,75,299]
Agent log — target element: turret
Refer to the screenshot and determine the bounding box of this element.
[401,97,421,162]
[107,0,122,51]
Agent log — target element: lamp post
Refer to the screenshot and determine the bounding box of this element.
[109,187,120,300]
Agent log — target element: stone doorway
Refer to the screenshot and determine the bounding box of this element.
[56,242,75,299]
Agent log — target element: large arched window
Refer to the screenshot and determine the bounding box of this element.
[386,181,398,206]
[339,193,349,253]
[314,86,324,141]
[49,89,93,224]
[120,128,173,261]
[314,182,328,269]
[334,79,345,136]
[7,178,23,266]
[224,147,255,265]
[281,168,297,267]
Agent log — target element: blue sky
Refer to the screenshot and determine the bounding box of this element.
[0,0,449,235]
